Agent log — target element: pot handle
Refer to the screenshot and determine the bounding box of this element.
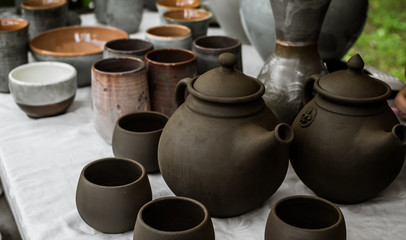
[303,74,319,104]
[175,77,193,107]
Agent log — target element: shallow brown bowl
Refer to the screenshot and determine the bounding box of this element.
[30,26,129,87]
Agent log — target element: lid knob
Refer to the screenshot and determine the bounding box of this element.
[219,53,237,72]
[347,54,364,72]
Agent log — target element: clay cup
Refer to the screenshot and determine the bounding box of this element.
[76,158,152,233]
[0,18,29,93]
[145,24,193,50]
[92,57,150,144]
[112,111,168,173]
[103,38,153,61]
[163,8,212,39]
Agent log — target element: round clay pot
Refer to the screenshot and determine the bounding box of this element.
[265,195,346,240]
[76,158,152,233]
[133,196,215,240]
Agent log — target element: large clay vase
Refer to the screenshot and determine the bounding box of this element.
[290,54,406,204]
[239,0,368,62]
[158,53,294,218]
[257,0,331,124]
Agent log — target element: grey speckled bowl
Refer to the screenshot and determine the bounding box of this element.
[30,26,129,87]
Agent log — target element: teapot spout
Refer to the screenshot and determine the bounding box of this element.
[270,123,294,145]
[390,124,406,147]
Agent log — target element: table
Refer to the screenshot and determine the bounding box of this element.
[1,9,406,240]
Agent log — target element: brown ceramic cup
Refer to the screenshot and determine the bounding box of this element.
[76,157,152,233]
[265,195,346,240]
[112,111,168,173]
[192,35,242,74]
[145,48,197,116]
[92,57,150,144]
[21,0,69,39]
[145,24,193,50]
[103,38,153,61]
[0,18,29,93]
[133,196,215,240]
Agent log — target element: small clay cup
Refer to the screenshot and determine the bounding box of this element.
[192,35,242,74]
[145,24,193,50]
[112,111,168,173]
[163,8,212,39]
[265,195,346,240]
[103,38,153,61]
[106,0,144,33]
[133,196,215,240]
[21,0,69,39]
[145,48,197,116]
[76,157,152,233]
[92,57,150,144]
[156,0,201,24]
[0,18,29,93]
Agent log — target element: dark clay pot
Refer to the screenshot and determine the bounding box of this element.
[265,195,346,240]
[158,53,294,217]
[76,158,152,233]
[290,54,406,204]
[133,196,215,240]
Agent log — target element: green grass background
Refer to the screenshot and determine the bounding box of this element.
[345,0,406,82]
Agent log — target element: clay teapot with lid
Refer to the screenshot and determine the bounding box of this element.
[158,53,294,218]
[290,54,406,204]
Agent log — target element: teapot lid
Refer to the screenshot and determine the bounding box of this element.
[191,53,264,102]
[315,54,391,103]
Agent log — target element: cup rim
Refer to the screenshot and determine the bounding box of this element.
[22,0,67,10]
[92,57,146,75]
[145,48,196,66]
[8,61,77,87]
[271,195,345,232]
[156,0,201,10]
[163,9,212,22]
[0,18,29,33]
[137,196,211,234]
[115,111,168,135]
[80,157,147,189]
[104,38,153,54]
[146,24,192,39]
[193,35,242,52]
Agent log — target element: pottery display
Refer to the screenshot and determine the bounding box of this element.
[257,0,330,124]
[265,195,346,240]
[290,54,406,204]
[145,48,197,117]
[92,57,150,144]
[158,53,294,217]
[21,0,69,40]
[145,24,193,50]
[0,18,29,93]
[112,111,168,173]
[239,0,368,61]
[208,0,249,44]
[163,8,212,39]
[105,0,144,33]
[133,196,215,240]
[76,157,152,233]
[30,26,129,87]
[103,38,153,60]
[8,61,77,118]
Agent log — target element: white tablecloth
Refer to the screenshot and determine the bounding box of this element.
[1,10,406,240]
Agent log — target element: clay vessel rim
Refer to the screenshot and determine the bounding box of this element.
[0,18,29,33]
[80,157,146,189]
[314,78,391,104]
[145,48,196,66]
[163,9,212,22]
[115,111,168,135]
[137,196,210,234]
[30,26,129,57]
[146,24,191,38]
[156,0,201,9]
[104,38,153,54]
[193,35,241,52]
[272,195,344,232]
[22,0,67,10]
[92,57,146,75]
[188,76,265,103]
[9,61,77,86]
